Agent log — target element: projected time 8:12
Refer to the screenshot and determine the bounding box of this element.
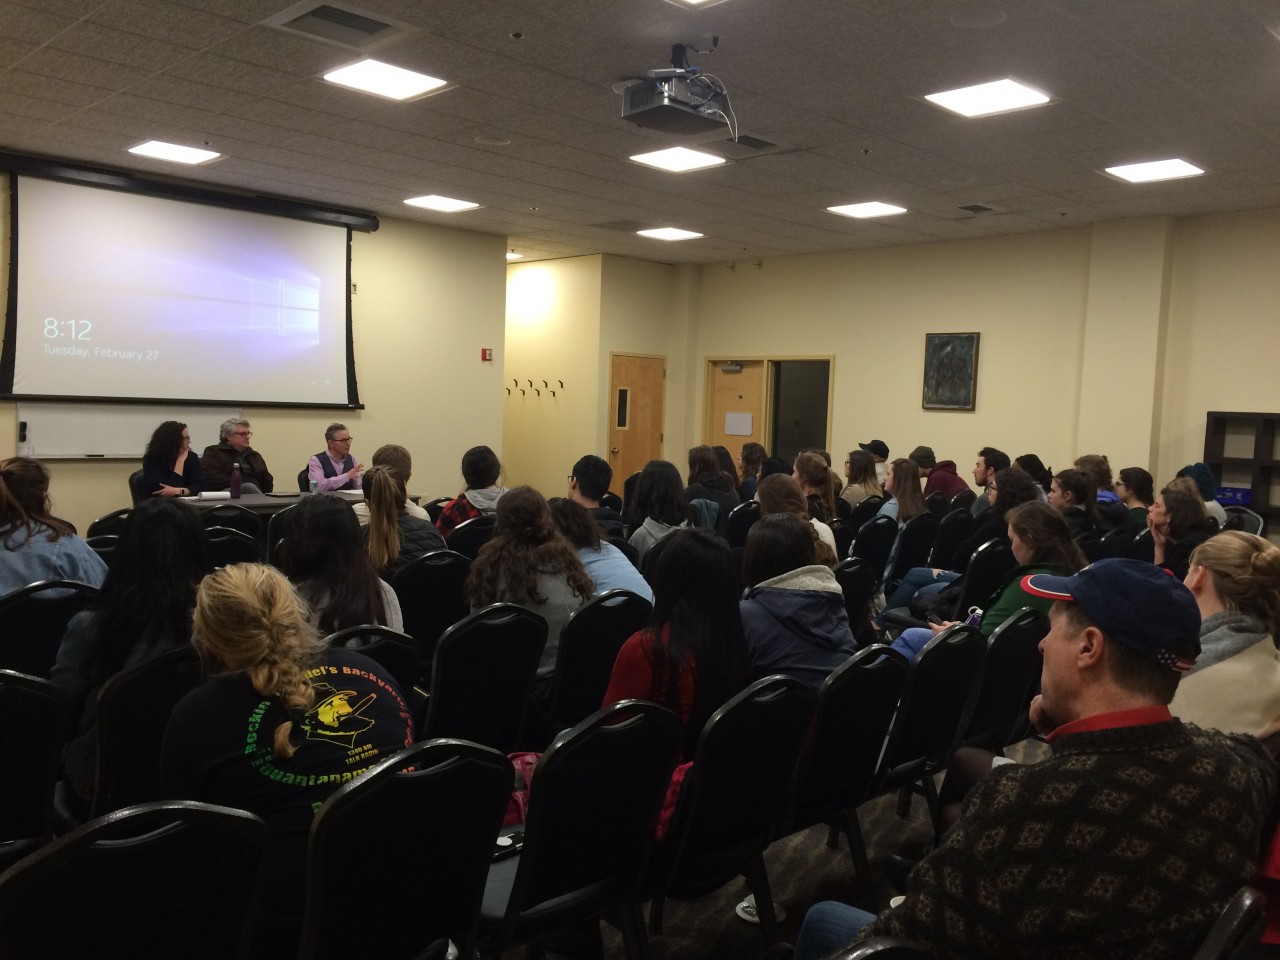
[44,318,92,340]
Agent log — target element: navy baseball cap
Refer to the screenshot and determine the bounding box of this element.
[1021,559,1201,672]
[860,439,890,458]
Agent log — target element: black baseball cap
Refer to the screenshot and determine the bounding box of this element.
[859,439,890,459]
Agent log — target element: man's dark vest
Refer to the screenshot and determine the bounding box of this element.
[315,451,356,490]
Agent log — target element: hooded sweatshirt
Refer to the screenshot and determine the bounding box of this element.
[923,460,969,499]
[739,564,856,688]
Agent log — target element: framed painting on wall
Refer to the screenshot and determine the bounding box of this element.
[922,332,980,410]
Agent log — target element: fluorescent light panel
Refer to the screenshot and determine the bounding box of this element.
[637,227,703,241]
[827,201,907,219]
[630,146,726,173]
[506,251,523,260]
[323,59,447,101]
[404,194,480,212]
[128,140,220,165]
[925,78,1049,117]
[1104,159,1205,183]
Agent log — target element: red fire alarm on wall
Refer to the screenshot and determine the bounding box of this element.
[481,348,493,361]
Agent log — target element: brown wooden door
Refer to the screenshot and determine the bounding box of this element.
[705,360,767,457]
[608,354,665,488]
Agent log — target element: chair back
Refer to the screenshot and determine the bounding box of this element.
[0,801,270,960]
[92,646,202,817]
[0,671,69,853]
[424,604,547,751]
[0,580,100,678]
[950,489,977,512]
[851,514,897,575]
[834,937,934,958]
[928,508,974,569]
[790,646,908,830]
[1098,525,1136,559]
[724,500,761,549]
[954,607,1049,752]
[1191,886,1266,960]
[85,534,119,569]
[424,496,453,523]
[621,471,641,519]
[832,557,879,633]
[831,517,857,559]
[886,512,939,583]
[301,740,512,960]
[547,589,653,726]
[600,491,623,513]
[847,496,885,533]
[835,496,852,520]
[322,626,419,697]
[297,467,310,492]
[656,676,816,898]
[266,502,298,567]
[492,702,682,945]
[1223,506,1265,537]
[448,515,496,560]
[127,470,147,507]
[1129,527,1155,563]
[86,508,132,539]
[204,526,260,566]
[198,503,260,538]
[640,530,679,583]
[877,624,987,789]
[925,493,948,520]
[390,549,472,683]
[950,539,1015,620]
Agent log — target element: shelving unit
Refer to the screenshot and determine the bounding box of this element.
[1203,412,1280,522]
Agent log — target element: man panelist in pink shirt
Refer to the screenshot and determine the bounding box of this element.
[307,422,364,492]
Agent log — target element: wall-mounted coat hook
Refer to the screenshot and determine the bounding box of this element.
[527,379,533,387]
[505,387,511,395]
[534,388,541,396]
[558,380,564,388]
[519,388,526,395]
[549,389,557,397]
[512,378,518,387]
[542,379,548,387]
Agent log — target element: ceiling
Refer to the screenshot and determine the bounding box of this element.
[4,0,1280,264]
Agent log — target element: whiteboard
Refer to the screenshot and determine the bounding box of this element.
[16,403,239,459]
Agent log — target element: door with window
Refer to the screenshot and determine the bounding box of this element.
[608,354,665,490]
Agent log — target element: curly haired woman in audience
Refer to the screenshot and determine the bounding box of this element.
[842,448,883,508]
[756,473,837,565]
[161,563,413,956]
[1170,531,1280,737]
[549,497,653,603]
[627,460,691,560]
[435,444,506,538]
[467,485,593,679]
[1149,479,1216,579]
[362,464,444,581]
[0,456,107,597]
[52,498,212,810]
[140,420,204,497]
[280,494,402,635]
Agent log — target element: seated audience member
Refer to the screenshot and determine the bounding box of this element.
[890,501,1086,660]
[738,442,767,501]
[161,563,413,957]
[567,454,624,538]
[756,473,837,565]
[713,445,742,497]
[628,460,691,560]
[435,444,506,537]
[141,420,204,497]
[841,449,883,508]
[466,486,593,679]
[859,439,890,485]
[880,467,1042,618]
[0,456,107,597]
[549,498,653,603]
[1172,531,1280,737]
[794,450,838,523]
[876,457,927,524]
[1048,468,1098,541]
[306,422,362,493]
[351,444,428,526]
[362,465,444,581]
[1114,466,1155,537]
[1075,453,1127,532]
[739,513,856,687]
[52,498,213,809]
[685,444,739,522]
[907,445,936,475]
[796,558,1275,960]
[759,456,791,481]
[201,418,273,494]
[1178,461,1229,527]
[970,446,1010,516]
[920,449,968,499]
[1014,453,1053,499]
[1150,479,1216,580]
[280,494,402,635]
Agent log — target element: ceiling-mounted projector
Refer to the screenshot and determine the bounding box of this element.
[621,68,727,135]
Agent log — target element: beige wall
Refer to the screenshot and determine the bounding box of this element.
[1,202,507,533]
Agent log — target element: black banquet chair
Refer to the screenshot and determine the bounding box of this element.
[546,588,653,727]
[422,604,547,752]
[928,508,974,570]
[724,500,761,549]
[0,670,69,871]
[832,557,879,638]
[846,496,885,535]
[85,534,119,569]
[1191,885,1266,960]
[86,507,131,539]
[391,549,472,686]
[884,512,938,585]
[322,625,419,698]
[952,607,1049,754]
[127,470,147,507]
[448,514,497,560]
[833,938,934,959]
[0,580,100,678]
[300,739,513,960]
[205,526,260,566]
[1223,505,1265,536]
[851,514,897,577]
[0,801,271,960]
[199,502,261,538]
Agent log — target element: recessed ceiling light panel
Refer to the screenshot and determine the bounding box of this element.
[506,250,523,260]
[1103,159,1205,183]
[660,0,736,7]
[924,78,1049,117]
[128,140,221,165]
[827,201,908,219]
[637,227,703,241]
[323,58,447,100]
[404,194,480,212]
[630,146,726,173]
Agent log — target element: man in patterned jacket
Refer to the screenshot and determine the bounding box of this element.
[797,559,1276,960]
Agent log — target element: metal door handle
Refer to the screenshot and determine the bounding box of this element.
[610,447,619,454]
